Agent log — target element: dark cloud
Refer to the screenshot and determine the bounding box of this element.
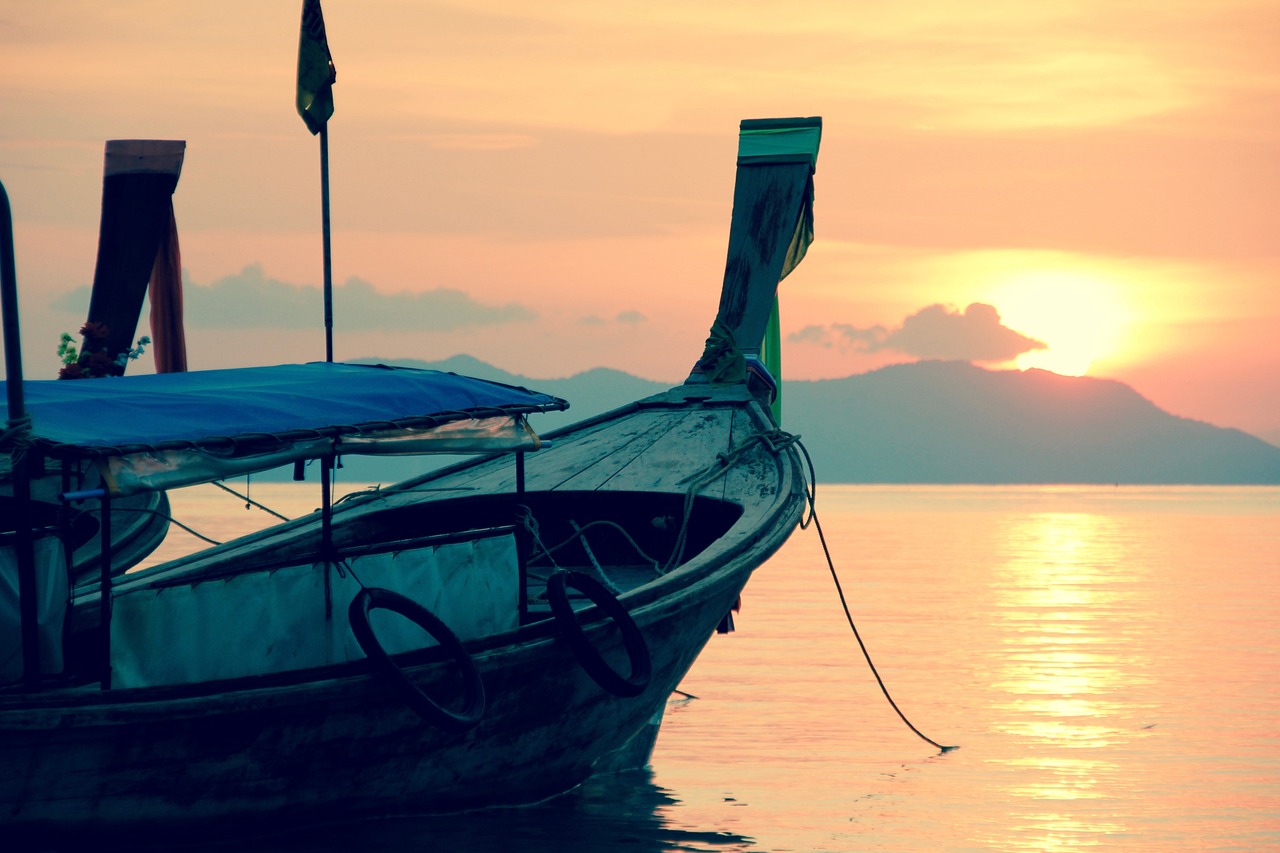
[56,265,537,331]
[788,303,1044,363]
[615,310,647,325]
[885,303,1045,361]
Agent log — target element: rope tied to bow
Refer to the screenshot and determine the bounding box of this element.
[665,428,801,572]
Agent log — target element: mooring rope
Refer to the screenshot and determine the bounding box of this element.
[96,479,290,551]
[548,520,663,574]
[516,505,560,572]
[210,479,290,520]
[568,520,622,594]
[791,437,958,753]
[95,506,222,547]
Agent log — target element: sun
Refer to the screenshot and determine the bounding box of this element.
[985,270,1128,377]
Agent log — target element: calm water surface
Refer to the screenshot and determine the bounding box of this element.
[140,484,1280,852]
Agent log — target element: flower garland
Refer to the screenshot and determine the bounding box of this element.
[57,322,150,379]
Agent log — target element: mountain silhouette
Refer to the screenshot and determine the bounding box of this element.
[342,357,1280,485]
[783,360,1280,483]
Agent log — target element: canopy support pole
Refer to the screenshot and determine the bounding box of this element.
[0,179,41,685]
[98,491,113,690]
[321,451,335,619]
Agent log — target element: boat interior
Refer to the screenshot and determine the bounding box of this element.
[39,488,746,692]
[130,488,746,605]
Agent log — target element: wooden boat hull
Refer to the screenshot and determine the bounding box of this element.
[3,574,740,835]
[0,385,805,838]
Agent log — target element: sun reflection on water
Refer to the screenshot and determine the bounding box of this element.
[985,510,1155,848]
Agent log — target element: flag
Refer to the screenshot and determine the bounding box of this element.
[296,0,336,135]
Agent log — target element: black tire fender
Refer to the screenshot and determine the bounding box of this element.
[348,586,485,732]
[546,570,651,698]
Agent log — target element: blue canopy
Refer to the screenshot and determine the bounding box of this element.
[4,362,568,457]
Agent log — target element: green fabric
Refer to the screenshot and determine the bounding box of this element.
[737,120,822,168]
[762,296,782,425]
[740,119,819,424]
[778,175,815,283]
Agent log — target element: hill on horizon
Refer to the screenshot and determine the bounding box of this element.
[347,356,1280,485]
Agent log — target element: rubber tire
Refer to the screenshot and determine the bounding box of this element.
[546,570,651,698]
[348,586,485,733]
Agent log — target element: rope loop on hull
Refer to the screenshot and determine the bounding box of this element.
[546,570,651,698]
[348,586,486,733]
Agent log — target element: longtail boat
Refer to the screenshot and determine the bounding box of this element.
[0,116,821,841]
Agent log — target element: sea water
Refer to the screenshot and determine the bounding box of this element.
[136,484,1280,852]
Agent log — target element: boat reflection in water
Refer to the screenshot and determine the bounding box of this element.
[234,768,754,853]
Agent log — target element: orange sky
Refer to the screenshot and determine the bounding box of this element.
[2,1,1278,442]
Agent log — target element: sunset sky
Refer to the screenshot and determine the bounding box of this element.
[2,1,1277,442]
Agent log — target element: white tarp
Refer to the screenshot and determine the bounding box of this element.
[101,416,540,496]
[110,529,519,688]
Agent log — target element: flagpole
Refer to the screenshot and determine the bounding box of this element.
[298,0,336,362]
[298,0,339,596]
[320,124,333,363]
[317,102,333,606]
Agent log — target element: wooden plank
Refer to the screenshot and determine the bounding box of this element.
[439,408,686,495]
[530,409,685,492]
[584,407,735,493]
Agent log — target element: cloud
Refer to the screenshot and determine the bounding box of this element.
[415,133,539,151]
[579,310,648,327]
[56,265,537,332]
[332,276,535,331]
[789,303,1044,363]
[789,322,888,349]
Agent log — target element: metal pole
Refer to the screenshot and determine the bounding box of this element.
[320,453,334,619]
[318,128,335,613]
[320,124,333,363]
[98,490,112,690]
[0,179,42,685]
